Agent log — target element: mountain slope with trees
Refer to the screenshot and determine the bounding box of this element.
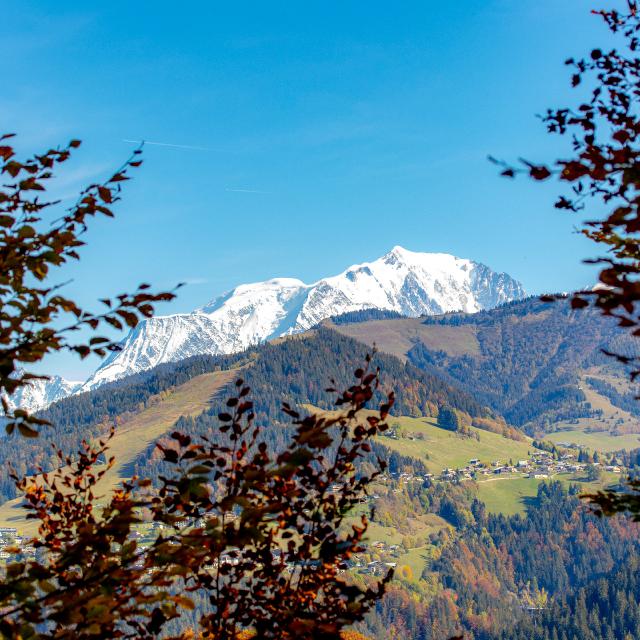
[332,297,639,435]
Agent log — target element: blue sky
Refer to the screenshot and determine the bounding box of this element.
[5,1,616,378]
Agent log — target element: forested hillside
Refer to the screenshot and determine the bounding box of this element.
[359,482,640,640]
[130,328,495,485]
[0,353,245,503]
[333,297,640,435]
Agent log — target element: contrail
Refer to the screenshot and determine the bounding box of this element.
[225,188,271,194]
[122,139,209,151]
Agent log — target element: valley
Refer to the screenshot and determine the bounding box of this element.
[3,297,638,536]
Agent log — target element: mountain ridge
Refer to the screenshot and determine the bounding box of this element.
[84,246,525,389]
[9,246,526,411]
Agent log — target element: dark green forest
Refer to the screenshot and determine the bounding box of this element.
[360,482,640,640]
[408,297,635,433]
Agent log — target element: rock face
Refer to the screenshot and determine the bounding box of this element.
[13,246,526,409]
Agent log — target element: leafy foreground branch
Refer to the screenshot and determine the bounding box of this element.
[492,3,640,374]
[0,358,393,639]
[0,135,176,436]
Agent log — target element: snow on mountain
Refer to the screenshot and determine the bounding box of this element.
[11,246,526,410]
[291,247,523,329]
[84,278,309,388]
[81,246,525,391]
[4,375,82,415]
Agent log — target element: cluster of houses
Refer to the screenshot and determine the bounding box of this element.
[0,527,35,562]
[436,451,623,483]
[368,450,625,489]
[346,540,400,576]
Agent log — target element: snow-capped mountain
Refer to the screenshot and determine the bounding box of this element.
[82,246,525,390]
[4,375,82,414]
[12,246,526,411]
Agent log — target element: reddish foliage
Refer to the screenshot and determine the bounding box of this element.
[0,360,392,639]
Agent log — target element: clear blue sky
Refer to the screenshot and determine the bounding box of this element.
[4,1,617,379]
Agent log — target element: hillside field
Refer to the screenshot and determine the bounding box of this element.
[377,416,620,515]
[381,415,533,472]
[328,317,480,361]
[545,429,640,452]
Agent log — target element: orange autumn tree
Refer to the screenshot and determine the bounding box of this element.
[0,362,392,639]
[0,137,391,638]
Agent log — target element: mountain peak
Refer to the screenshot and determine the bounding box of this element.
[388,244,411,257]
[382,245,468,268]
[4,375,82,414]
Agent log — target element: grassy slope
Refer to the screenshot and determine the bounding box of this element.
[545,429,640,452]
[382,415,533,472]
[0,370,234,536]
[327,318,480,361]
[476,471,620,516]
[475,476,542,516]
[365,514,448,547]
